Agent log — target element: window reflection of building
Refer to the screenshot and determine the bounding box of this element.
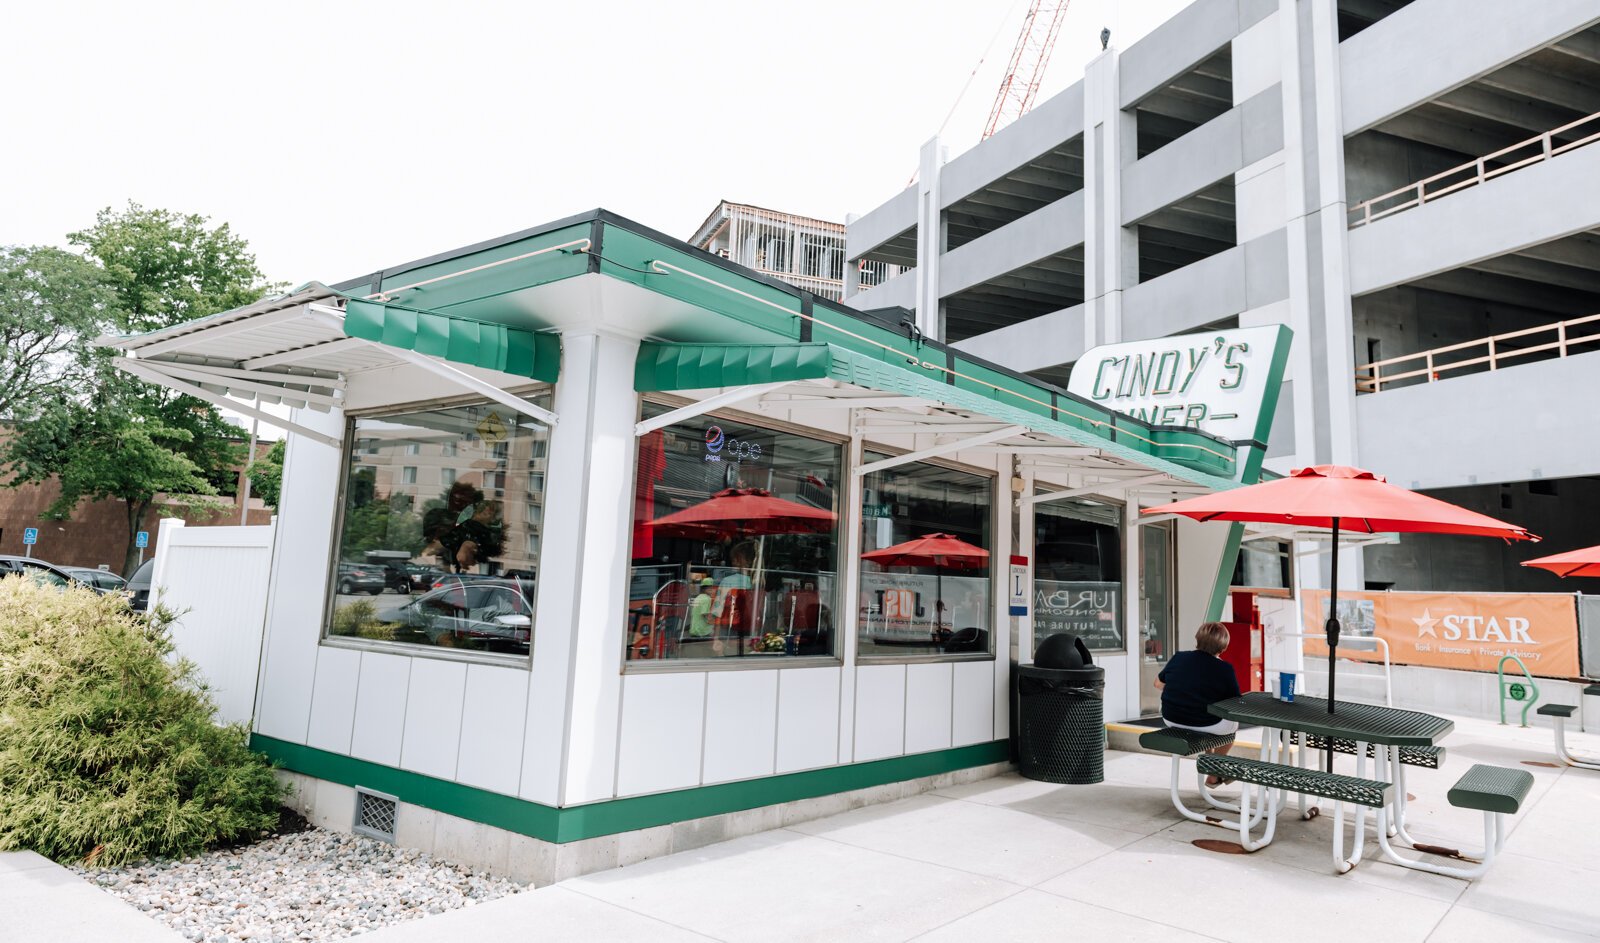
[326,396,552,657]
[858,455,994,658]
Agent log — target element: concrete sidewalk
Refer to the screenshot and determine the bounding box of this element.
[0,850,183,943]
[360,711,1600,943]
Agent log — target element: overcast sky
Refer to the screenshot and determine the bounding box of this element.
[6,0,1191,288]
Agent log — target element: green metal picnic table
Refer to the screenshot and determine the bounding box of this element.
[1209,692,1453,869]
[1209,692,1454,747]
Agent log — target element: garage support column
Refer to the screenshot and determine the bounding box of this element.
[914,136,948,341]
[523,330,641,807]
[1082,46,1132,353]
[1279,0,1362,595]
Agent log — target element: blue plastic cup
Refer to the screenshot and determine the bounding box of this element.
[1279,671,1297,702]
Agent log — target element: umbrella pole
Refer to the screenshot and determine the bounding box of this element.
[935,567,944,644]
[1325,517,1342,773]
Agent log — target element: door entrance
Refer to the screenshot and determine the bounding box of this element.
[1138,522,1175,717]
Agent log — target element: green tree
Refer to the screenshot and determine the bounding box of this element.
[246,439,286,510]
[70,202,279,334]
[1,204,276,572]
[0,246,116,421]
[4,387,219,575]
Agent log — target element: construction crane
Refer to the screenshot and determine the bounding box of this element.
[981,0,1071,140]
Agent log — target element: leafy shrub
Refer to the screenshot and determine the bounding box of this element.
[0,577,283,865]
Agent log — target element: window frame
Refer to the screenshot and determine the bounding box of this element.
[318,387,551,668]
[621,395,848,674]
[855,444,999,665]
[1032,491,1127,655]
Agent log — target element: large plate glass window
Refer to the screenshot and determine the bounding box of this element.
[1033,498,1123,653]
[325,397,552,657]
[859,455,993,657]
[625,403,842,663]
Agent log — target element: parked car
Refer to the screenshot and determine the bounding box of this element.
[126,559,155,611]
[0,554,98,589]
[382,562,442,594]
[336,562,386,596]
[63,567,128,595]
[380,579,534,653]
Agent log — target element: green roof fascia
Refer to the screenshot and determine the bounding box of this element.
[345,298,560,382]
[594,222,1237,481]
[362,222,595,313]
[594,227,806,340]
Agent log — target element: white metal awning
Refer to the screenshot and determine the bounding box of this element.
[635,380,1225,505]
[100,286,559,448]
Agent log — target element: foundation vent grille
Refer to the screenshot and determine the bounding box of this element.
[353,787,398,843]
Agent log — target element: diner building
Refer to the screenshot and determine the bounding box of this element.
[107,209,1285,882]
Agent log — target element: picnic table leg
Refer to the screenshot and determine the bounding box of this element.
[1373,745,1499,878]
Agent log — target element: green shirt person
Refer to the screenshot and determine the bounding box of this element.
[688,578,716,637]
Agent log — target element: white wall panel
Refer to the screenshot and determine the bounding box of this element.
[775,667,841,774]
[853,664,907,761]
[615,673,706,797]
[701,670,779,784]
[399,659,467,780]
[456,665,530,796]
[1232,10,1281,103]
[349,652,412,766]
[254,408,343,743]
[952,660,996,746]
[904,663,954,754]
[304,645,361,754]
[151,521,275,727]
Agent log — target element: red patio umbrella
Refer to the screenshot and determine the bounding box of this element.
[1144,465,1535,720]
[648,488,836,542]
[863,533,990,631]
[1522,545,1600,578]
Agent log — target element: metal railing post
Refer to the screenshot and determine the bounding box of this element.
[1558,321,1568,357]
[1487,337,1497,370]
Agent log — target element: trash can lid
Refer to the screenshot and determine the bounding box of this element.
[1035,633,1094,669]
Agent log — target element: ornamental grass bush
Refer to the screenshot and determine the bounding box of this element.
[0,576,283,866]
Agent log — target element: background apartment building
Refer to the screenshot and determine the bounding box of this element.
[692,201,904,301]
[844,0,1600,594]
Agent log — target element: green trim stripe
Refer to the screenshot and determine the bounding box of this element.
[252,734,1008,844]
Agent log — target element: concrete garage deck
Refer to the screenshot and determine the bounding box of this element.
[362,710,1600,942]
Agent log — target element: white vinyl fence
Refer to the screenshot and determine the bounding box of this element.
[150,517,276,726]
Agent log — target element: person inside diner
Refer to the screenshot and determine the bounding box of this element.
[1153,621,1241,786]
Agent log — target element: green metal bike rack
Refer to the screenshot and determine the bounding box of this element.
[1497,654,1540,727]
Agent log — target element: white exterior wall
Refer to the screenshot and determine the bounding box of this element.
[254,342,1019,811]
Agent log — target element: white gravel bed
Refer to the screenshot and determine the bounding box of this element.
[74,827,524,942]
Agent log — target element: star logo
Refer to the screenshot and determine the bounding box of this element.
[1413,609,1439,638]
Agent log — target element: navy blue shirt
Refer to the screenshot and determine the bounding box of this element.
[1158,650,1241,727]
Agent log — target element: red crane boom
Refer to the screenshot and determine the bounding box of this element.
[981,0,1071,140]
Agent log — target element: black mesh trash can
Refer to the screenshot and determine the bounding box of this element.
[1016,637,1105,784]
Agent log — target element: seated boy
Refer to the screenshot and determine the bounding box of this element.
[1153,621,1241,786]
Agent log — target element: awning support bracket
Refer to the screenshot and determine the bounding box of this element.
[635,382,791,437]
[114,358,344,449]
[854,425,1026,477]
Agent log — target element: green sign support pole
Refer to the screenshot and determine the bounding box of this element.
[1204,325,1294,622]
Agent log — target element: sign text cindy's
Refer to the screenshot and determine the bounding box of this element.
[1066,325,1290,443]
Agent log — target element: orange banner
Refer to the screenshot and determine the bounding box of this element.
[1301,590,1581,677]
